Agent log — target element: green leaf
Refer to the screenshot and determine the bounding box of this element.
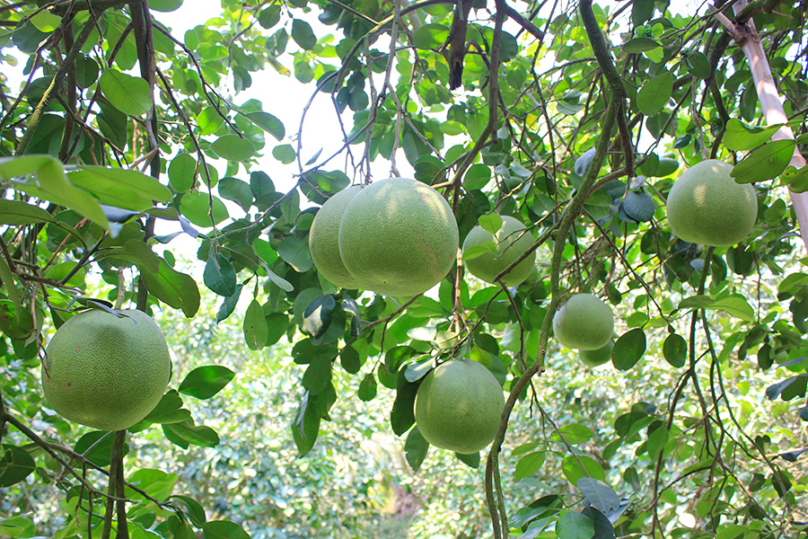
[202,521,250,539]
[515,451,546,481]
[685,52,712,79]
[632,0,656,25]
[100,69,152,116]
[780,165,808,193]
[0,199,56,225]
[662,333,687,368]
[462,242,496,261]
[14,159,110,230]
[243,299,269,350]
[0,154,57,179]
[218,177,253,211]
[143,390,191,424]
[73,431,130,466]
[303,356,332,395]
[679,295,715,309]
[162,420,220,448]
[203,253,237,297]
[273,144,296,164]
[148,0,183,12]
[464,164,491,190]
[709,296,754,321]
[197,106,224,136]
[557,511,595,539]
[577,478,621,514]
[168,153,197,192]
[413,23,449,49]
[622,37,661,53]
[552,424,593,445]
[405,426,429,472]
[390,371,419,436]
[291,19,317,50]
[278,235,313,272]
[243,111,285,141]
[178,366,235,399]
[358,373,377,401]
[258,4,282,28]
[292,390,321,457]
[67,166,171,210]
[171,495,207,527]
[211,135,255,162]
[140,259,200,317]
[0,515,36,538]
[637,72,673,116]
[303,294,336,339]
[723,119,783,151]
[562,455,605,485]
[612,328,646,371]
[180,191,230,227]
[731,139,796,183]
[455,451,480,468]
[479,213,503,234]
[0,446,36,488]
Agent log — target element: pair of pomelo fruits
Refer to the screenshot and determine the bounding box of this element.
[42,309,171,432]
[309,177,538,296]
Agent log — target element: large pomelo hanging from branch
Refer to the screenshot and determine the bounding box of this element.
[42,309,172,432]
[308,185,362,289]
[665,159,758,247]
[338,177,459,297]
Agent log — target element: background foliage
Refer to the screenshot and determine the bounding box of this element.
[0,0,807,538]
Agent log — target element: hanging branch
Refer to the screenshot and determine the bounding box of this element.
[710,0,808,249]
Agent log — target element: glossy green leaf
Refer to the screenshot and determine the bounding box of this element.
[162,420,220,448]
[723,119,782,151]
[413,24,449,50]
[272,144,296,164]
[557,511,595,539]
[292,390,321,457]
[168,153,197,192]
[67,166,172,209]
[622,37,660,53]
[577,478,621,514]
[0,446,36,488]
[218,177,253,211]
[178,366,235,399]
[404,426,429,472]
[100,69,152,116]
[244,111,285,141]
[637,72,673,116]
[203,253,237,297]
[0,200,55,225]
[149,0,183,12]
[515,451,546,481]
[562,455,606,485]
[291,19,317,50]
[732,139,796,183]
[211,135,256,162]
[278,235,313,272]
[612,328,646,371]
[662,333,687,368]
[140,259,201,317]
[243,299,269,350]
[180,191,230,227]
[143,390,191,424]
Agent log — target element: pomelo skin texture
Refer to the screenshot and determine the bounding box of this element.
[553,293,614,351]
[666,159,758,247]
[308,186,362,289]
[579,340,614,368]
[42,309,171,431]
[463,215,536,286]
[414,358,505,455]
[338,178,459,296]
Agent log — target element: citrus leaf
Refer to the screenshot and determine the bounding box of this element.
[0,199,55,225]
[100,69,152,116]
[0,446,36,488]
[479,213,502,234]
[210,135,255,162]
[171,495,207,527]
[243,299,268,350]
[557,511,595,539]
[218,177,253,211]
[391,371,418,436]
[203,521,250,539]
[780,165,808,193]
[73,431,131,466]
[291,19,317,50]
[577,477,621,514]
[552,424,593,445]
[143,390,191,424]
[515,451,546,481]
[708,296,754,321]
[456,451,480,468]
[612,328,646,371]
[732,139,795,183]
[168,153,196,192]
[140,259,200,317]
[278,235,313,273]
[662,333,687,368]
[562,455,605,485]
[622,37,660,53]
[203,253,237,297]
[358,373,377,401]
[405,426,429,472]
[413,23,449,49]
[243,111,285,141]
[637,72,673,116]
[723,118,781,151]
[272,144,296,164]
[178,366,235,399]
[163,420,220,448]
[292,390,320,457]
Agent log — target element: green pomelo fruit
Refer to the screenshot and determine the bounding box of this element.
[463,215,536,286]
[338,178,459,296]
[308,186,362,289]
[666,159,758,247]
[579,340,614,368]
[553,293,614,351]
[42,309,171,431]
[414,358,505,455]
